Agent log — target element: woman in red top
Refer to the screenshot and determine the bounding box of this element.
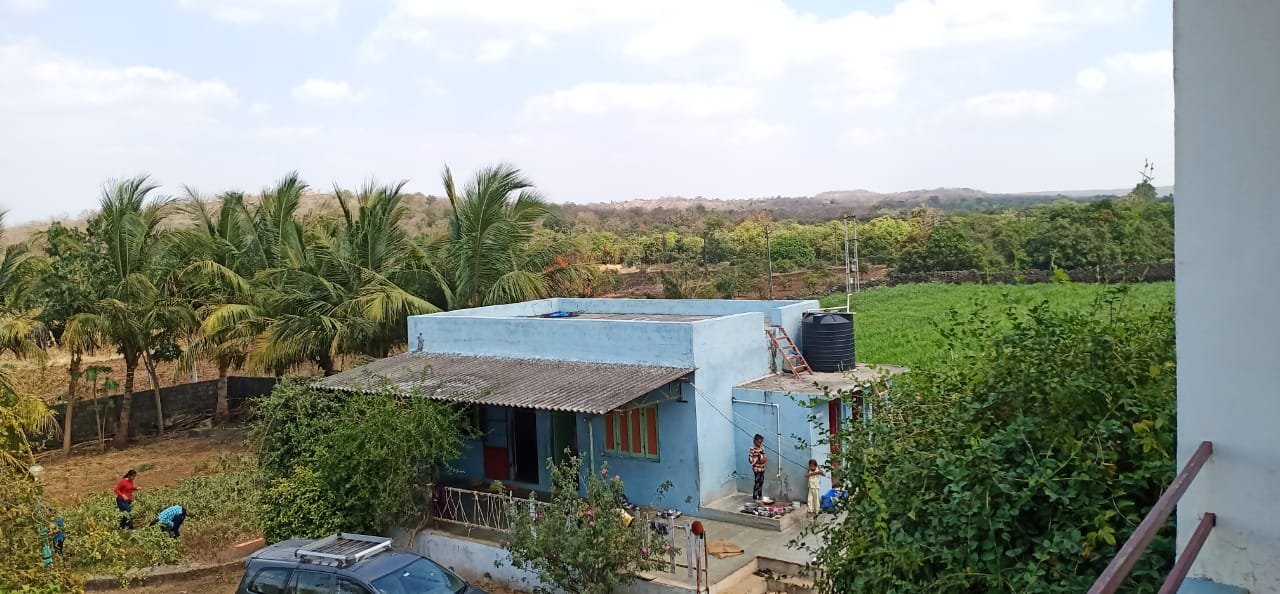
[114,469,137,529]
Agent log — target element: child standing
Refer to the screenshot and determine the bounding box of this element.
[806,459,826,517]
[114,469,137,529]
[748,434,768,500]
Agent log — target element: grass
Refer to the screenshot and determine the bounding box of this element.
[819,282,1175,370]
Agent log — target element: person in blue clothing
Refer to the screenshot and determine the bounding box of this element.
[150,504,188,539]
[51,517,65,556]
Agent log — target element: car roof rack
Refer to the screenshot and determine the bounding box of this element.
[296,533,393,567]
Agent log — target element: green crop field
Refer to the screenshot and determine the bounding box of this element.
[819,282,1175,370]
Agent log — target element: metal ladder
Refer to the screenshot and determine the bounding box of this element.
[767,327,812,378]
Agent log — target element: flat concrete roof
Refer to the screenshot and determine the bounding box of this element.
[738,364,907,396]
[526,312,715,322]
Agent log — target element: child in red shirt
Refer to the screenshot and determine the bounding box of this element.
[114,469,137,529]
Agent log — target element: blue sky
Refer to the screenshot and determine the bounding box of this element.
[0,0,1172,222]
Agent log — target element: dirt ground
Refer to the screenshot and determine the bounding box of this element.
[96,564,530,594]
[37,428,248,506]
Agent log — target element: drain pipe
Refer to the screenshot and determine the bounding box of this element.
[731,396,784,500]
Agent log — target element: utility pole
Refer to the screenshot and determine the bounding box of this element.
[852,215,862,294]
[842,216,852,312]
[764,224,773,300]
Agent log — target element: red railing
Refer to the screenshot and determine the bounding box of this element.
[1088,440,1214,594]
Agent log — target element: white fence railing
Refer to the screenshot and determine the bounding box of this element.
[427,486,703,580]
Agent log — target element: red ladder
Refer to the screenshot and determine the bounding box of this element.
[767,327,812,377]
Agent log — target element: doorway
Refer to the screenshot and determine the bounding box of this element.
[511,409,540,484]
[551,413,577,465]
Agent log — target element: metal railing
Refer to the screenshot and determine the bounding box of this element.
[427,485,701,580]
[430,486,533,533]
[1088,440,1214,594]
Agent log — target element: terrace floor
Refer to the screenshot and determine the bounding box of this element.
[737,364,907,396]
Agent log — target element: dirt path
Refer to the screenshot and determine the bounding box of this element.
[37,428,248,506]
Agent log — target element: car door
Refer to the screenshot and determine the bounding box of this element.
[240,566,293,594]
[335,577,374,594]
[286,569,334,594]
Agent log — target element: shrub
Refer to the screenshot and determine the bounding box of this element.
[502,453,675,594]
[802,288,1176,593]
[252,380,472,542]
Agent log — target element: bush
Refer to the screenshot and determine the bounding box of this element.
[502,453,675,594]
[252,380,472,542]
[802,288,1176,593]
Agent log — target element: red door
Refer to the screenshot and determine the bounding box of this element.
[828,399,843,459]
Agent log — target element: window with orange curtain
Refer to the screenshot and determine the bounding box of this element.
[603,405,660,460]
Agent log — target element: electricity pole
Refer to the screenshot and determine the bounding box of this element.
[764,224,773,300]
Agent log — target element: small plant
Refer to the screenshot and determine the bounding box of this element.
[501,452,676,594]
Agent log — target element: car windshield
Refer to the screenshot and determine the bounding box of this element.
[370,558,465,594]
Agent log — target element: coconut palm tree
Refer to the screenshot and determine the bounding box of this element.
[71,175,187,449]
[440,163,598,308]
[173,189,260,423]
[0,212,54,466]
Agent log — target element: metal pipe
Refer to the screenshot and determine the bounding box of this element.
[852,215,861,293]
[732,397,784,499]
[587,417,595,478]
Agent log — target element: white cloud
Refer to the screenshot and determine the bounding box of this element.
[0,41,238,111]
[958,91,1061,119]
[177,0,341,26]
[365,0,1143,112]
[475,39,515,63]
[4,0,47,13]
[841,127,885,147]
[728,118,790,144]
[1075,67,1108,92]
[248,102,270,115]
[260,125,323,140]
[523,82,758,119]
[1103,50,1172,79]
[291,79,365,105]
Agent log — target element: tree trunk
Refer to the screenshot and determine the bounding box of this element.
[114,364,136,450]
[319,353,336,377]
[62,350,82,458]
[143,351,165,435]
[214,362,230,425]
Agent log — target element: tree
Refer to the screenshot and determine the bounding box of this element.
[75,175,185,449]
[503,453,675,594]
[440,164,597,308]
[801,290,1176,592]
[897,220,987,273]
[34,222,109,455]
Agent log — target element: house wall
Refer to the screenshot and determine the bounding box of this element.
[1175,1,1280,591]
[729,387,843,501]
[688,314,777,504]
[580,386,702,513]
[411,315,696,366]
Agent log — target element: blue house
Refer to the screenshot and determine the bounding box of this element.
[315,298,898,521]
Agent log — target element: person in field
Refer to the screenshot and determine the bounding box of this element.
[114,469,137,529]
[152,504,188,539]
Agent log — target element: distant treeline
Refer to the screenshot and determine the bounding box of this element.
[549,180,1172,291]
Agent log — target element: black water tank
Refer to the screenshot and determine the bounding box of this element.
[802,312,855,372]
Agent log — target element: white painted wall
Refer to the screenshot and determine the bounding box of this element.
[1175,1,1280,590]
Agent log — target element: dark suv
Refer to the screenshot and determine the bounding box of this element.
[236,533,487,594]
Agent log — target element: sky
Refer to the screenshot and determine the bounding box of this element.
[0,0,1173,223]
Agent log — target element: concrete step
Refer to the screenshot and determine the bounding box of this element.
[1179,578,1249,594]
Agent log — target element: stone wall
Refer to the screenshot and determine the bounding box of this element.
[42,376,278,449]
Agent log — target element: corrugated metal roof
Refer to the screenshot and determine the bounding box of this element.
[312,353,694,415]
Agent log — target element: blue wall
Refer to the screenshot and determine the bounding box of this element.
[578,386,702,513]
[728,387,828,501]
[411,316,696,367]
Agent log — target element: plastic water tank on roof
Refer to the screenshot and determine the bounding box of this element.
[802,312,855,372]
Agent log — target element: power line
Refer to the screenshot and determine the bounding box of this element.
[687,382,815,470]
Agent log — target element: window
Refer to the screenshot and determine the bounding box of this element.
[604,405,659,459]
[336,578,373,594]
[371,558,465,594]
[247,568,291,594]
[287,570,333,594]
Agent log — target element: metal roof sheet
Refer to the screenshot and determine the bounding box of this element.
[312,353,693,415]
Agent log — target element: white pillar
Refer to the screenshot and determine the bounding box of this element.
[1175,0,1280,590]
